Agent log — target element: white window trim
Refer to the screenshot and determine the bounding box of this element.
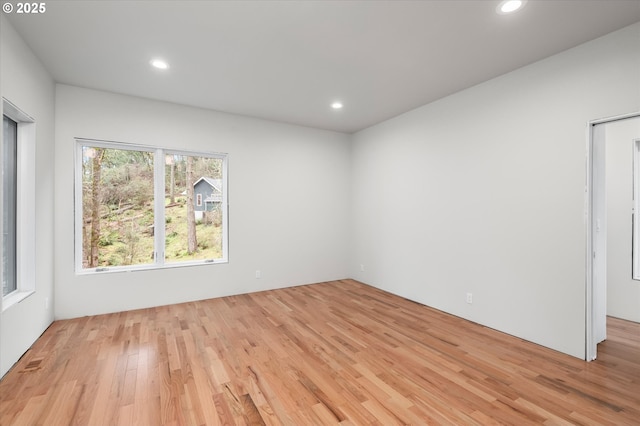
[2,98,37,311]
[74,139,229,274]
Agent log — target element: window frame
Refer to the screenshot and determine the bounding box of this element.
[74,138,228,274]
[2,98,36,310]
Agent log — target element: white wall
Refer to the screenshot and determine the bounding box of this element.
[0,16,56,377]
[54,85,351,319]
[606,117,640,322]
[351,23,640,359]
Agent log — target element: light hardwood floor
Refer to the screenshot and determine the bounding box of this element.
[0,279,638,425]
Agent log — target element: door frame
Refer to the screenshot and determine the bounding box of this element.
[586,111,640,361]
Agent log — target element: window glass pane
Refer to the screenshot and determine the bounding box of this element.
[164,154,224,263]
[2,115,17,296]
[81,145,155,269]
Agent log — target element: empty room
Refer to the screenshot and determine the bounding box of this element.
[1,0,639,424]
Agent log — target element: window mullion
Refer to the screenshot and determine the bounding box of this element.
[154,148,166,266]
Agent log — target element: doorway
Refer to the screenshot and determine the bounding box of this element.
[587,112,640,361]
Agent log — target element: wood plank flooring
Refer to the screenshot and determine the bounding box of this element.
[0,279,638,425]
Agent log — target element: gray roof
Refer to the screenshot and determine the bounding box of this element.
[193,177,222,192]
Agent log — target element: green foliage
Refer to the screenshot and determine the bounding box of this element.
[98,231,118,247]
[142,209,154,225]
[93,199,222,267]
[174,249,187,258]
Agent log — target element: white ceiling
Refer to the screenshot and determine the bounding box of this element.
[6,0,640,133]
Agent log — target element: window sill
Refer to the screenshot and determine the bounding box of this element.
[2,290,36,312]
[76,258,229,275]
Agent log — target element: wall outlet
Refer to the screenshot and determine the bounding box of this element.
[360,264,365,272]
[466,293,473,304]
[255,270,261,279]
[45,297,49,310]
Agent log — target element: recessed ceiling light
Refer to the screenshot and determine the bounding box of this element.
[150,58,169,70]
[497,0,526,15]
[331,101,343,110]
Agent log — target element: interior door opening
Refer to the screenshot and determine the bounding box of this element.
[587,112,640,361]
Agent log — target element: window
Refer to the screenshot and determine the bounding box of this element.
[2,98,36,308]
[76,139,228,272]
[2,115,17,296]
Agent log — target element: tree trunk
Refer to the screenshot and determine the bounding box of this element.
[89,148,104,267]
[170,161,176,204]
[186,156,198,254]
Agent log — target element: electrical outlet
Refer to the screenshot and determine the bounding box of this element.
[45,297,49,310]
[360,264,365,272]
[466,293,473,304]
[255,270,261,279]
